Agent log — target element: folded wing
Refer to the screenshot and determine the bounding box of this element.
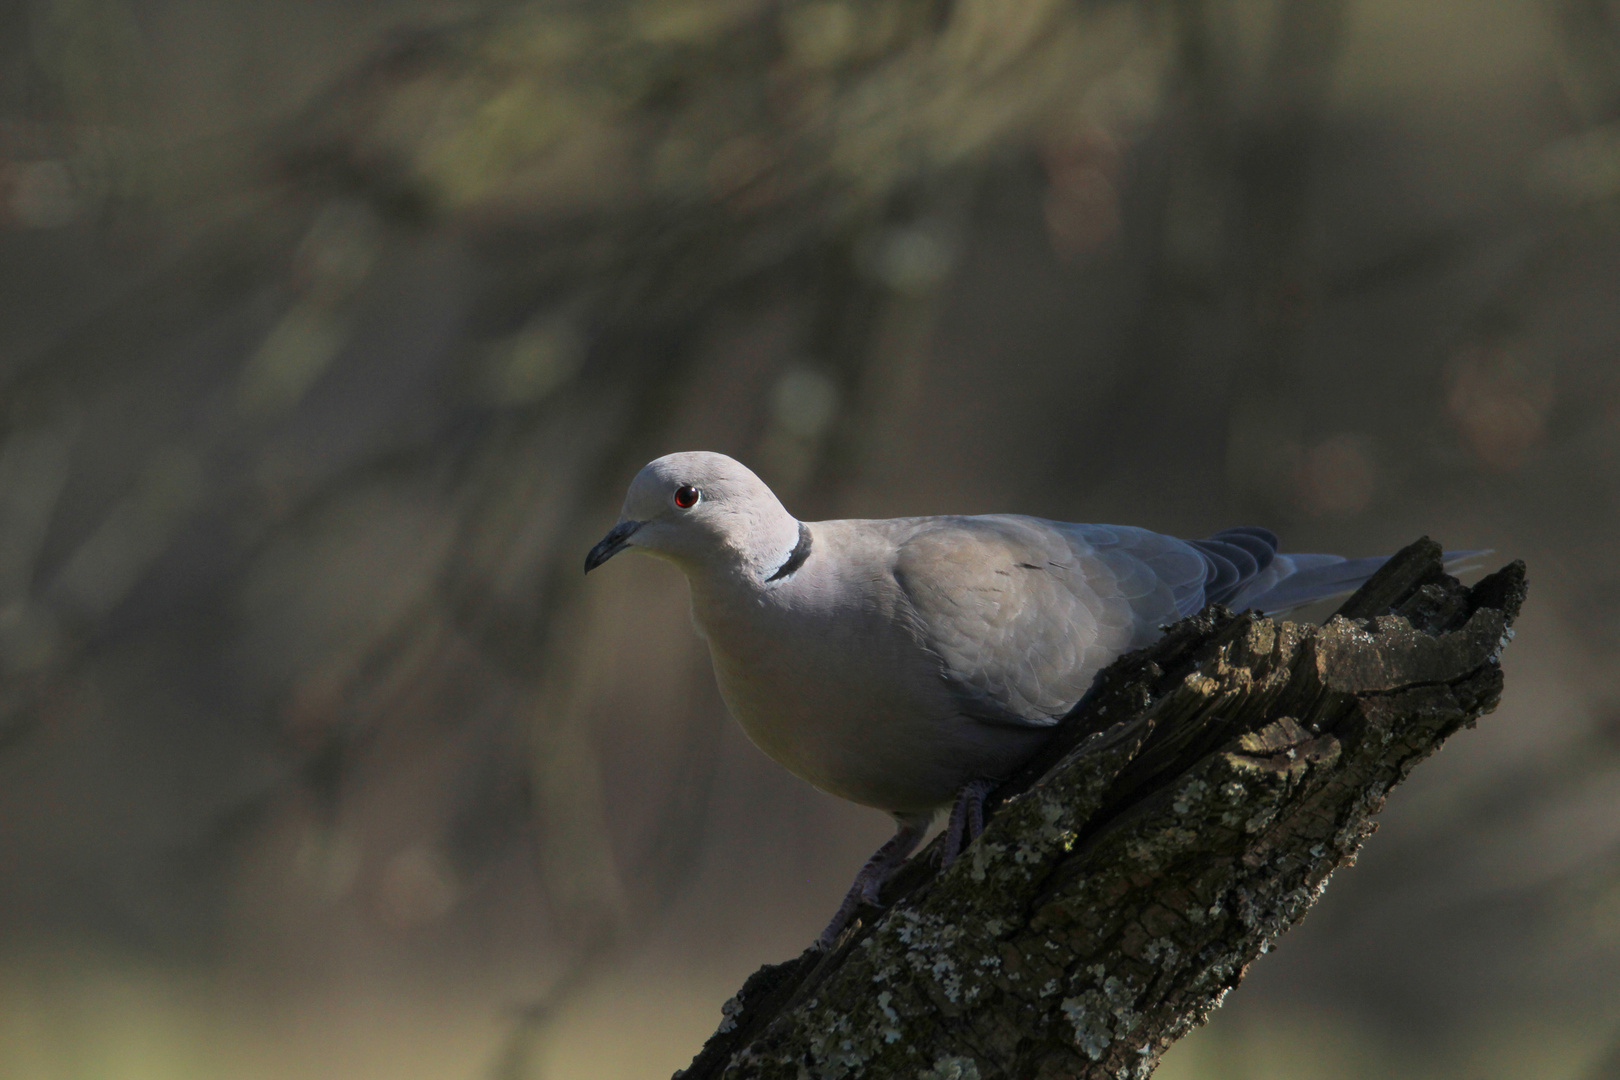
[893,516,1481,729]
[892,516,1192,727]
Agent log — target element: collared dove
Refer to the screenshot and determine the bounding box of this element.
[586,451,1471,947]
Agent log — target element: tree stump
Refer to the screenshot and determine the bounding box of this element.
[679,538,1526,1079]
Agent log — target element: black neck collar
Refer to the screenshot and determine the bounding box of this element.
[765,522,812,582]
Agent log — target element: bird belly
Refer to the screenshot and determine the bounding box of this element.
[705,641,1048,813]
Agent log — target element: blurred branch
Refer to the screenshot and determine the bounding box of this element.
[1551,0,1620,124]
[1589,1029,1620,1080]
[1220,0,1352,513]
[1066,0,1353,521]
[679,542,1525,1079]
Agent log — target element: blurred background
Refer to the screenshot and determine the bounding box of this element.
[0,0,1617,1076]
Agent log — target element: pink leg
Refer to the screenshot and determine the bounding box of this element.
[942,778,998,868]
[816,812,932,950]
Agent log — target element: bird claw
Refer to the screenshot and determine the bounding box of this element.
[941,777,997,868]
[814,811,931,949]
[813,781,1000,948]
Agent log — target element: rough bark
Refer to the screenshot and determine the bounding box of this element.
[679,539,1526,1079]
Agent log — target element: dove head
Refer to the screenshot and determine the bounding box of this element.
[584,452,801,579]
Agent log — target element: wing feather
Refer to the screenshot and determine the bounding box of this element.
[889,515,1479,728]
[893,517,1191,726]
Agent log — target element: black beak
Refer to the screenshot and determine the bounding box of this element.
[585,520,642,573]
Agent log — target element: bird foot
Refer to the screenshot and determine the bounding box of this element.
[941,777,998,868]
[814,812,931,950]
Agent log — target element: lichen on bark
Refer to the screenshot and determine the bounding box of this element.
[679,539,1526,1079]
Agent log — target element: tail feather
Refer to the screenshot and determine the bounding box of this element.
[1237,554,1390,613]
[1234,547,1489,615]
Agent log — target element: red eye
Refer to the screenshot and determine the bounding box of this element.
[674,484,701,509]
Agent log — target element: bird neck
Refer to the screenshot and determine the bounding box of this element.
[722,506,805,584]
[682,515,806,635]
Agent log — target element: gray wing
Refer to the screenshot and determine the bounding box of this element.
[892,516,1207,727]
[893,515,1481,728]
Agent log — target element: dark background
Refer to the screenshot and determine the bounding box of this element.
[0,0,1617,1077]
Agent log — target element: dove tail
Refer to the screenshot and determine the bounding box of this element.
[1232,547,1488,615]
